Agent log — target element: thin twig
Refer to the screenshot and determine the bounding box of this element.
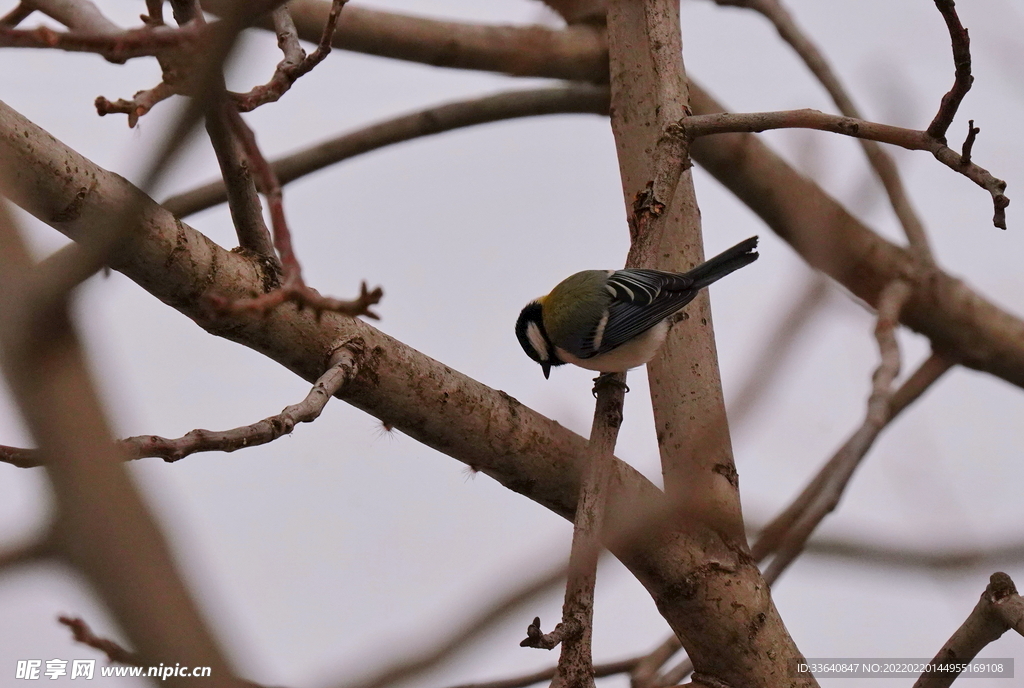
[709,0,934,263]
[799,534,1024,572]
[521,375,627,688]
[960,119,980,167]
[683,109,1008,228]
[163,85,610,218]
[232,0,349,112]
[95,81,176,127]
[58,616,142,665]
[1,348,355,467]
[927,0,974,143]
[912,572,1024,688]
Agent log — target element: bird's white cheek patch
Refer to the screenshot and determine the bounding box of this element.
[526,322,549,361]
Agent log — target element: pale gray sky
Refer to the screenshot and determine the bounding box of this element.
[1,1,1023,686]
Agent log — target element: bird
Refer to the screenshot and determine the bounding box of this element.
[515,236,759,379]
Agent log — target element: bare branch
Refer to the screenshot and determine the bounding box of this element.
[205,100,277,257]
[520,616,575,651]
[232,0,348,112]
[799,534,1024,572]
[629,635,681,688]
[0,534,55,572]
[201,0,609,82]
[755,348,954,579]
[543,375,627,687]
[0,3,33,27]
[683,108,1008,228]
[927,0,974,143]
[58,616,142,666]
[1,347,355,467]
[163,85,610,218]
[26,0,120,33]
[0,20,205,61]
[95,81,176,127]
[913,573,1024,688]
[960,119,980,167]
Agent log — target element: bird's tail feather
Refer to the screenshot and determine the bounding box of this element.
[685,236,759,289]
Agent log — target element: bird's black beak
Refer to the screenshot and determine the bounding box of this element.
[542,362,551,379]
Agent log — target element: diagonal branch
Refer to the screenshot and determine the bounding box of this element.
[200,0,610,82]
[163,85,610,219]
[913,572,1024,688]
[0,3,34,27]
[754,348,954,577]
[58,616,142,666]
[1,347,355,467]
[232,0,348,112]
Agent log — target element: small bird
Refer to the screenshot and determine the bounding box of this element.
[515,236,759,378]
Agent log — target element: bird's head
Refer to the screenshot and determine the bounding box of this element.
[515,299,564,379]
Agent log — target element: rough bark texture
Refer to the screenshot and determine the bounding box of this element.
[602,3,812,686]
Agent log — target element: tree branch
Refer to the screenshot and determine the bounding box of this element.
[201,0,609,82]
[753,349,953,575]
[913,572,1024,688]
[231,0,348,112]
[0,3,34,27]
[545,376,627,687]
[24,0,120,33]
[927,0,973,143]
[683,109,1007,228]
[1,347,355,467]
[684,84,1022,382]
[203,5,1021,343]
[162,85,610,219]
[604,2,810,686]
[58,616,142,666]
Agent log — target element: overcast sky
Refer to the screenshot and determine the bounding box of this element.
[2,1,1024,686]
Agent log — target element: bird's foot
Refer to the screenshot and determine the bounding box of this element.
[592,373,629,397]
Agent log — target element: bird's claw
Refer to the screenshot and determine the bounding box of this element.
[592,373,629,397]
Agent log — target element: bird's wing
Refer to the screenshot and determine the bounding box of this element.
[589,269,699,355]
